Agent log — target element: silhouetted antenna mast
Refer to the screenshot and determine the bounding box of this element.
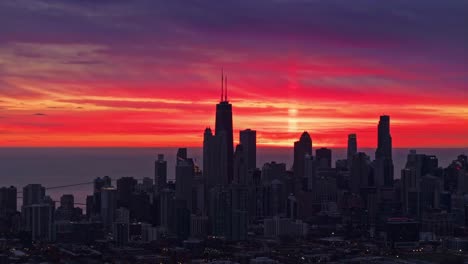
[221,68,224,101]
[225,75,228,101]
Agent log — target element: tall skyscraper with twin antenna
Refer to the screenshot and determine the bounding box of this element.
[215,69,234,184]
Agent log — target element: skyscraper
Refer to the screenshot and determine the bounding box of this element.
[240,129,256,172]
[376,115,392,160]
[0,186,17,215]
[350,152,372,194]
[101,187,117,231]
[316,147,332,169]
[204,127,228,189]
[116,177,137,209]
[233,144,247,184]
[23,184,45,206]
[175,149,194,212]
[375,115,394,187]
[347,134,357,163]
[215,72,234,184]
[293,132,312,178]
[155,154,167,191]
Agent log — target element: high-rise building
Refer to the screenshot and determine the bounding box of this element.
[159,188,175,232]
[347,134,357,165]
[240,129,256,171]
[116,177,137,209]
[350,152,372,194]
[101,187,117,231]
[22,203,55,242]
[304,154,317,191]
[203,128,228,189]
[261,162,287,183]
[215,72,234,184]
[177,148,187,161]
[22,184,45,206]
[94,176,111,194]
[0,186,17,215]
[155,154,167,191]
[375,115,394,187]
[316,147,332,169]
[0,186,17,232]
[175,150,195,213]
[293,132,312,178]
[376,115,392,160]
[233,144,247,184]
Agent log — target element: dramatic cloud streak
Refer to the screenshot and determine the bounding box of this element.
[0,0,467,147]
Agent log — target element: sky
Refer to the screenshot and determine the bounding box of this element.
[0,0,467,148]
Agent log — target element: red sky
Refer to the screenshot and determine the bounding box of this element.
[0,1,467,148]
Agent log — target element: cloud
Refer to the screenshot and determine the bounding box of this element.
[33,113,47,116]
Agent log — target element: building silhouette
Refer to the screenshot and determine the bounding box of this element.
[293,132,312,179]
[204,127,228,189]
[347,133,357,165]
[376,115,392,160]
[316,147,332,169]
[240,129,257,172]
[215,72,234,184]
[155,154,167,191]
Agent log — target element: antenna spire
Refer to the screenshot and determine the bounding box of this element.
[225,75,228,101]
[221,68,224,102]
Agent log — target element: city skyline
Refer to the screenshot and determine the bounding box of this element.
[1,1,467,148]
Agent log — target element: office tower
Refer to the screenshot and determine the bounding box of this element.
[261,162,287,183]
[347,134,357,165]
[204,127,228,189]
[0,186,17,232]
[402,150,444,217]
[101,187,117,231]
[22,184,45,206]
[230,210,247,241]
[91,176,111,217]
[215,72,234,184]
[316,147,332,169]
[116,177,137,209]
[375,116,394,187]
[115,207,130,223]
[240,129,256,171]
[23,203,55,242]
[209,186,229,237]
[265,180,286,217]
[175,150,195,213]
[130,191,151,222]
[60,194,74,210]
[374,158,394,187]
[0,186,17,215]
[350,152,372,194]
[55,194,76,221]
[190,214,209,238]
[286,194,298,219]
[94,176,112,194]
[155,154,167,191]
[293,132,312,178]
[159,188,175,232]
[174,199,190,240]
[233,144,247,184]
[304,154,316,191]
[137,177,154,193]
[85,195,94,219]
[113,222,129,246]
[375,115,392,160]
